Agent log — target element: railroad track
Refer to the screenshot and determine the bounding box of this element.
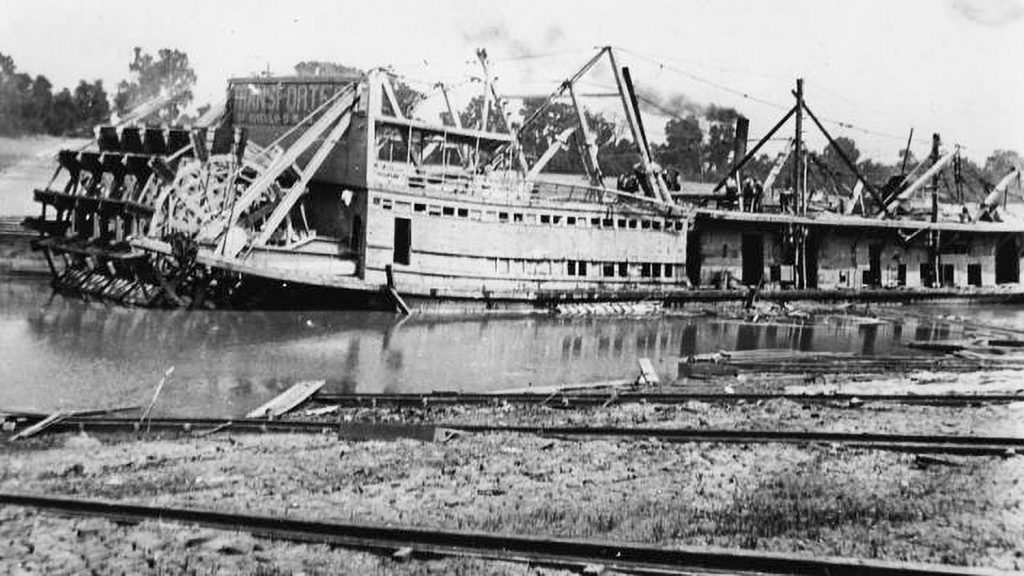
[312,391,1024,408]
[0,492,1011,576]
[4,415,1021,456]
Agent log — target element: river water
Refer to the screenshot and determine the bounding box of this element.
[1,276,1015,418]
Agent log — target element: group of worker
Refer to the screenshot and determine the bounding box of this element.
[723,176,766,212]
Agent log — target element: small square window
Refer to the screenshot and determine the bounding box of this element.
[499,212,509,222]
[652,263,662,278]
[457,208,469,218]
[514,213,524,222]
[641,220,650,229]
[675,222,684,231]
[652,221,662,230]
[567,216,577,225]
[618,263,628,277]
[603,263,615,277]
[618,219,627,228]
[413,203,426,212]
[552,215,562,225]
[664,264,674,278]
[567,261,577,276]
[372,197,381,205]
[602,218,613,227]
[540,214,551,224]
[591,217,601,227]
[641,263,651,277]
[442,206,455,216]
[578,261,588,276]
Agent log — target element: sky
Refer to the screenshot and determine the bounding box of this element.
[3,0,1024,163]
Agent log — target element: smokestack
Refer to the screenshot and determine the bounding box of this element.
[732,116,750,170]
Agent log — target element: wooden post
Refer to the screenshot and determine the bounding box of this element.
[930,133,941,286]
[792,79,807,288]
[793,78,804,215]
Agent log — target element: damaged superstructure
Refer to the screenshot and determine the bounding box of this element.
[23,48,1024,312]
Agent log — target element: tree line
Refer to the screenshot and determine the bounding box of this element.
[3,48,1019,201]
[0,48,197,137]
[0,52,110,136]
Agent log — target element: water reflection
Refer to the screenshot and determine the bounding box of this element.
[0,278,974,417]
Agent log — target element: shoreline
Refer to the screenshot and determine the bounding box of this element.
[2,380,1023,574]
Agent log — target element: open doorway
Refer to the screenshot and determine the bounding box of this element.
[686,232,702,287]
[996,235,1020,284]
[867,244,882,287]
[741,234,764,285]
[393,218,411,265]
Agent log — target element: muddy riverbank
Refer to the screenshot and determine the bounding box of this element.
[3,386,1023,575]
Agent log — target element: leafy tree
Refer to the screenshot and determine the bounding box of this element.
[983,149,1024,182]
[293,61,361,77]
[703,105,741,181]
[114,47,196,123]
[389,79,425,118]
[655,115,703,180]
[821,136,860,174]
[72,80,110,129]
[515,97,628,175]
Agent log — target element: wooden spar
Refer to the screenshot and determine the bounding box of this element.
[526,126,576,180]
[517,48,609,135]
[567,83,603,187]
[762,140,793,194]
[246,380,326,419]
[221,84,357,243]
[251,109,354,249]
[800,102,884,206]
[477,49,493,132]
[714,106,796,193]
[10,412,68,441]
[608,52,671,204]
[793,79,804,214]
[379,74,406,120]
[879,148,958,217]
[976,167,1020,220]
[438,83,462,129]
[900,128,915,175]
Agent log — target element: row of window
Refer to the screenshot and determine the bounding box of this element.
[372,196,685,231]
[501,258,677,279]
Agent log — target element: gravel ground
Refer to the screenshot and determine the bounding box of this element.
[2,396,1024,574]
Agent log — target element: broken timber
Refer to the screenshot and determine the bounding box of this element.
[246,380,326,419]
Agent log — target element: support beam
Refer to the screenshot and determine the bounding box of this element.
[714,106,796,193]
[567,84,603,187]
[251,110,354,249]
[526,126,576,180]
[226,84,357,232]
[801,102,885,207]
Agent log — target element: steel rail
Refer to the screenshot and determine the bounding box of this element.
[0,492,1011,576]
[4,416,1022,456]
[312,391,1024,408]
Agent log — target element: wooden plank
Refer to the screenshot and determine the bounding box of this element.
[10,412,68,441]
[489,379,632,395]
[246,380,326,419]
[637,358,660,385]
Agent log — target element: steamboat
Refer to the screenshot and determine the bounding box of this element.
[24,48,1024,312]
